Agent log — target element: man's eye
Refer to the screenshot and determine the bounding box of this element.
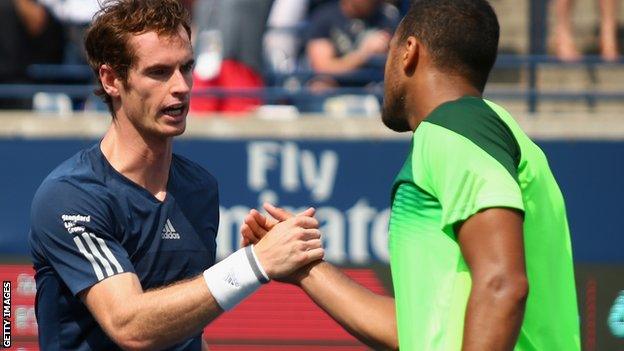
[181,63,194,73]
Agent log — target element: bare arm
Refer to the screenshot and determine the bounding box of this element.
[82,214,323,351]
[307,39,369,74]
[297,261,398,350]
[242,205,398,350]
[82,273,221,351]
[458,208,528,351]
[307,31,389,74]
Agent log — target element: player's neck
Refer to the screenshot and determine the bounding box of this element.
[408,73,481,130]
[100,118,172,201]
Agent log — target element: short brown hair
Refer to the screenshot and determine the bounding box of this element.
[84,0,191,113]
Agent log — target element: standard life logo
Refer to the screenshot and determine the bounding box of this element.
[608,290,624,338]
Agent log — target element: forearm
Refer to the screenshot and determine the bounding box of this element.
[112,276,222,350]
[298,261,398,350]
[462,281,527,351]
[310,50,370,74]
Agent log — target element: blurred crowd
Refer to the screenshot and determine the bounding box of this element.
[1,0,622,113]
[1,0,401,113]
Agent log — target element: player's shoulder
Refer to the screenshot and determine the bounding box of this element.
[421,96,519,153]
[172,153,218,189]
[417,96,521,178]
[32,145,111,215]
[424,96,512,136]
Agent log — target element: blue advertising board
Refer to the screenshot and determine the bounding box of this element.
[0,138,623,264]
[1,137,623,349]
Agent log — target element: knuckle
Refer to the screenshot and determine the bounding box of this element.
[295,230,306,240]
[297,252,308,264]
[297,241,307,252]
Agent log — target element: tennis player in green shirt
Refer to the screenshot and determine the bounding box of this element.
[242,0,580,350]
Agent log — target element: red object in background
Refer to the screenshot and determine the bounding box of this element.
[204,269,390,349]
[0,265,38,349]
[6,342,40,351]
[191,59,264,114]
[0,264,389,350]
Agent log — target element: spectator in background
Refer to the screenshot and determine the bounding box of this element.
[38,0,194,65]
[191,0,273,114]
[0,0,64,109]
[38,0,100,64]
[264,0,359,73]
[305,0,399,88]
[554,0,620,61]
[264,0,310,74]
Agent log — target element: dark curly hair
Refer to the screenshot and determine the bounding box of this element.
[84,0,191,114]
[398,0,499,92]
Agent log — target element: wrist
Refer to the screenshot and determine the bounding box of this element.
[202,246,269,311]
[249,245,270,283]
[293,260,324,287]
[251,242,274,278]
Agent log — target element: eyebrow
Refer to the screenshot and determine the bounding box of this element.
[143,58,195,72]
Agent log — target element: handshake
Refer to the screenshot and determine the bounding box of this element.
[239,203,324,283]
[204,202,398,350]
[203,203,326,312]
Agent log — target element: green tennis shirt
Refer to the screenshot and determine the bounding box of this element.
[389,96,580,350]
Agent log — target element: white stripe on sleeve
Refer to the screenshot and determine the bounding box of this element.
[81,232,114,277]
[90,233,124,274]
[73,236,105,280]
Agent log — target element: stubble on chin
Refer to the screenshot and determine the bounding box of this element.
[381,95,411,132]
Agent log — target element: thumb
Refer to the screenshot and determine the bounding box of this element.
[263,202,294,221]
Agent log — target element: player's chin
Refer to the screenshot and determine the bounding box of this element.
[157,119,186,137]
[163,123,186,137]
[381,107,411,132]
[158,113,188,136]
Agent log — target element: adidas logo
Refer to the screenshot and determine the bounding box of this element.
[224,269,240,288]
[161,219,180,240]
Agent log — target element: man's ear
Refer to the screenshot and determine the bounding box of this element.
[99,64,121,98]
[402,36,420,75]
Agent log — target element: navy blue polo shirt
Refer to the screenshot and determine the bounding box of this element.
[29,143,219,350]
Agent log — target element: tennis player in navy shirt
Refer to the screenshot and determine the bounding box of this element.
[28,1,324,350]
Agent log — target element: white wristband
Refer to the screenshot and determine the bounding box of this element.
[203,246,269,311]
[250,245,270,282]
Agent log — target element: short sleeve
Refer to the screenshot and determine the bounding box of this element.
[413,122,524,235]
[30,178,134,295]
[306,4,334,41]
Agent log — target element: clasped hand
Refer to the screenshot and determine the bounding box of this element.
[241,203,323,281]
